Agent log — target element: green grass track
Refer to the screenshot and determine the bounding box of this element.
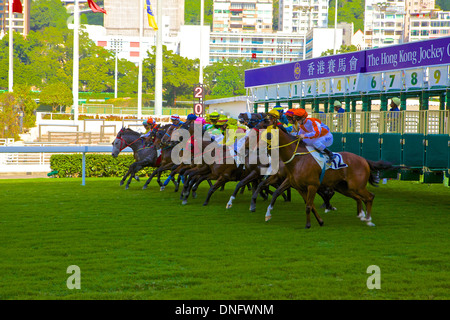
[0,178,449,300]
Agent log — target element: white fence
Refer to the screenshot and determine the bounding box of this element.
[0,146,132,184]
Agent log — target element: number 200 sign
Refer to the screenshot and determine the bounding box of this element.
[193,84,204,115]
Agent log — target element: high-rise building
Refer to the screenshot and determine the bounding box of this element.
[103,0,184,37]
[0,0,30,37]
[364,0,406,49]
[404,0,435,42]
[409,10,450,42]
[212,0,273,33]
[278,0,329,34]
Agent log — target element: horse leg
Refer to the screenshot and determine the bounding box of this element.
[143,167,163,190]
[306,185,324,227]
[250,176,272,212]
[120,167,132,186]
[203,176,228,206]
[226,170,258,209]
[358,188,375,226]
[125,163,143,190]
[265,178,291,222]
[317,187,337,213]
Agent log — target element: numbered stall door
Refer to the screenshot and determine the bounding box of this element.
[347,75,359,94]
[332,77,345,96]
[278,84,290,100]
[366,73,383,93]
[405,68,424,91]
[303,80,316,98]
[428,66,449,89]
[317,79,330,96]
[255,87,267,102]
[267,85,278,102]
[343,133,361,156]
[361,133,380,161]
[384,71,403,92]
[290,82,302,99]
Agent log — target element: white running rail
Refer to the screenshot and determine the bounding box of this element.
[0,146,132,185]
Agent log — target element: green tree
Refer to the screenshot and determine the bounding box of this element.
[30,0,70,32]
[203,59,260,98]
[185,0,214,25]
[320,44,358,56]
[0,93,21,139]
[436,0,450,11]
[39,82,73,112]
[328,0,365,33]
[12,84,38,131]
[143,46,199,106]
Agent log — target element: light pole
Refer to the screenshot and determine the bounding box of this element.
[299,3,313,60]
[334,0,338,54]
[18,110,23,133]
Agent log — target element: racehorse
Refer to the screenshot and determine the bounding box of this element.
[111,127,158,188]
[257,120,396,228]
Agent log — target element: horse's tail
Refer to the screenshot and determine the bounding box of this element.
[365,159,396,187]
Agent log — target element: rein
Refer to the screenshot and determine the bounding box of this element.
[265,127,313,164]
[117,135,142,152]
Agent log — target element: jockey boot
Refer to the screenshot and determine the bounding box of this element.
[323,148,335,163]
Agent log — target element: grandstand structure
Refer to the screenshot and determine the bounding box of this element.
[245,36,450,184]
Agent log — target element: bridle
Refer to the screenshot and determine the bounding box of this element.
[114,128,142,152]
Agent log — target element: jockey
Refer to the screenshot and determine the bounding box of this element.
[286,108,335,163]
[187,113,197,122]
[270,107,294,133]
[208,112,220,126]
[141,118,157,145]
[170,114,184,127]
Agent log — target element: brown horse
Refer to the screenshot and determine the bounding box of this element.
[257,121,395,228]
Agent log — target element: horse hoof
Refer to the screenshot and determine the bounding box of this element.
[319,220,324,227]
[182,200,188,205]
[135,177,140,182]
[265,215,272,222]
[142,185,148,190]
[192,192,197,199]
[125,186,129,190]
[367,222,376,227]
[250,207,256,212]
[203,202,208,206]
[305,224,311,229]
[226,204,232,209]
[160,186,165,191]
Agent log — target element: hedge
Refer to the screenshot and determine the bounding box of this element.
[49,154,165,178]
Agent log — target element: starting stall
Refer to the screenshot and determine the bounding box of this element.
[245,36,450,184]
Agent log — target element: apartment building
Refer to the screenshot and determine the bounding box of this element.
[364,0,406,49]
[103,0,184,37]
[405,0,435,42]
[409,9,450,42]
[212,0,273,33]
[278,0,329,34]
[0,0,30,37]
[209,31,305,65]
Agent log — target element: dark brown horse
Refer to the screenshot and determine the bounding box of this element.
[257,121,395,228]
[111,127,159,188]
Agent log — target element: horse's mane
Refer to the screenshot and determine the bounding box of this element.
[275,124,306,148]
[118,127,141,137]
